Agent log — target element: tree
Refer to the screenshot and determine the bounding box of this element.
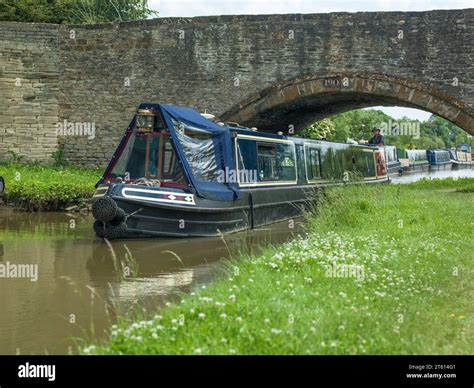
[328,109,393,142]
[419,116,473,149]
[301,109,473,150]
[66,0,158,23]
[299,119,335,140]
[0,0,158,24]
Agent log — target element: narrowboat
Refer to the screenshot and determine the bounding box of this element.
[449,144,473,169]
[426,149,452,171]
[397,148,429,174]
[384,146,402,175]
[91,103,388,239]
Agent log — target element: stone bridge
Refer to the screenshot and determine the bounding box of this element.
[1,9,473,166]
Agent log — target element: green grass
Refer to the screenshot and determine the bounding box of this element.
[0,163,101,211]
[84,179,474,355]
[406,177,474,192]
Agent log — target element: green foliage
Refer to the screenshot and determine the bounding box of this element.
[327,109,392,142]
[6,150,25,164]
[0,164,101,210]
[0,0,158,24]
[299,118,335,140]
[305,110,473,150]
[51,145,69,167]
[85,180,474,355]
[419,116,473,149]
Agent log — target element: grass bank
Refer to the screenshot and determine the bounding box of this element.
[0,164,101,211]
[85,178,473,355]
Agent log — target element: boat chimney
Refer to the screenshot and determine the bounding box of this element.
[201,109,215,120]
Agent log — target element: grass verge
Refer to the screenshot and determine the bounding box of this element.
[84,178,474,355]
[0,163,101,211]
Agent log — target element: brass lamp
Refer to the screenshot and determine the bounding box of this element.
[136,109,156,133]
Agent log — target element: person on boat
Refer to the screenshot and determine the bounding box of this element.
[368,128,385,146]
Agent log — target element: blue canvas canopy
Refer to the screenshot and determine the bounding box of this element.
[141,103,240,201]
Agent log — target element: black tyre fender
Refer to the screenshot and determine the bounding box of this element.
[101,222,127,240]
[110,207,126,225]
[93,220,106,237]
[92,196,118,222]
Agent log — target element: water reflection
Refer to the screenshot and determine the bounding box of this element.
[0,210,300,355]
[391,168,474,184]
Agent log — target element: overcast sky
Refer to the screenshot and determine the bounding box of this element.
[150,0,472,121]
[152,0,472,17]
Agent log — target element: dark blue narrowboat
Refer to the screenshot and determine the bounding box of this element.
[91,104,389,239]
[426,149,452,171]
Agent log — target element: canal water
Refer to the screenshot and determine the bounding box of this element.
[0,211,302,355]
[390,168,474,183]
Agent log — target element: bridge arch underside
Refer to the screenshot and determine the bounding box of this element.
[220,75,474,135]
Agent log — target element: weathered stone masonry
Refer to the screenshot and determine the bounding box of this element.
[0,23,59,161]
[1,9,473,167]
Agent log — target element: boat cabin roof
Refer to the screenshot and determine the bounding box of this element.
[226,125,377,151]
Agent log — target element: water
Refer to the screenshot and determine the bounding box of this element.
[390,168,474,184]
[0,211,302,355]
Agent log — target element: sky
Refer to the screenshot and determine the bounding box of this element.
[149,0,473,121]
[151,0,472,17]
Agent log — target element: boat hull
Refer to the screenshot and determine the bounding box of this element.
[402,163,430,174]
[451,161,473,170]
[428,162,453,172]
[95,179,387,238]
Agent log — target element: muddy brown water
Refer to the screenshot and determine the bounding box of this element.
[0,210,303,355]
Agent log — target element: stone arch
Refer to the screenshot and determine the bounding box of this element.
[220,73,474,135]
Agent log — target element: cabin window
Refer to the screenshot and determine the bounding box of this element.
[305,146,321,181]
[163,140,173,173]
[276,143,297,182]
[173,119,219,182]
[256,142,297,182]
[106,133,186,185]
[257,144,278,180]
[236,138,296,184]
[323,148,345,179]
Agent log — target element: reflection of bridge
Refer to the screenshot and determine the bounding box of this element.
[1,9,473,166]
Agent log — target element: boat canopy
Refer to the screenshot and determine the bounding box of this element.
[101,103,240,202]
